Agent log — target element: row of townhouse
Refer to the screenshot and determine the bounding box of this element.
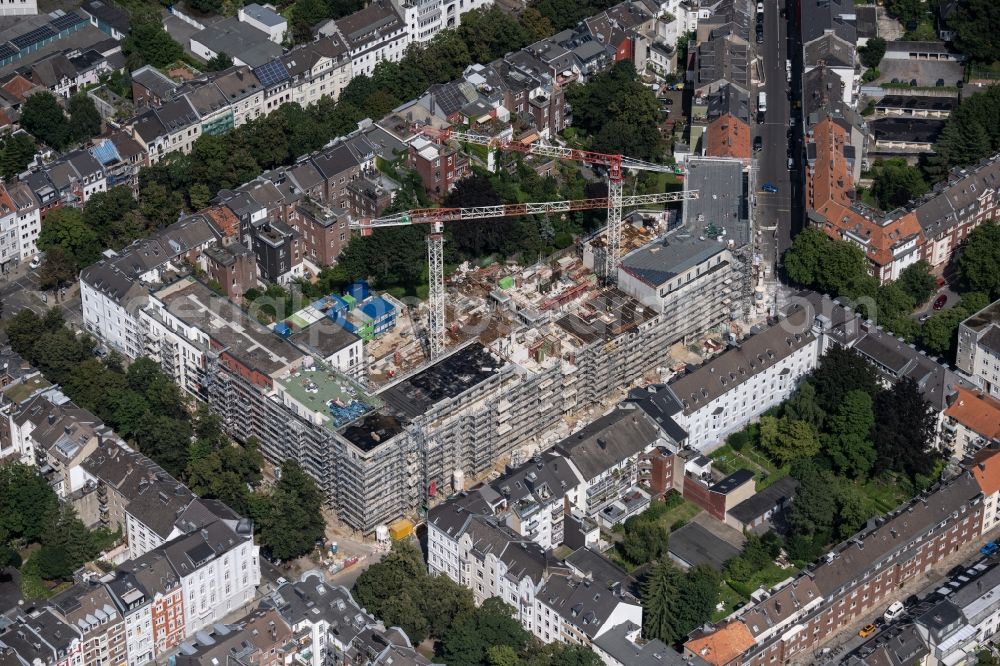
[794,0,1000,284]
[135,573,435,666]
[682,448,1000,666]
[0,362,261,665]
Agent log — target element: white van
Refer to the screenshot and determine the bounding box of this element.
[758,91,767,113]
[883,601,905,623]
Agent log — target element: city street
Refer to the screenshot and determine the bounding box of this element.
[754,0,801,273]
[0,263,83,328]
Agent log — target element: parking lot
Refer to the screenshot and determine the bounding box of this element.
[0,263,83,328]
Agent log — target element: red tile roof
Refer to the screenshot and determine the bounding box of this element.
[706,113,750,159]
[684,622,755,666]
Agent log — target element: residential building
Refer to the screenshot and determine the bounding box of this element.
[250,221,304,284]
[0,182,41,271]
[332,1,408,78]
[535,571,643,646]
[389,0,493,44]
[956,298,1000,400]
[407,135,469,200]
[287,319,365,380]
[285,199,351,269]
[618,158,749,343]
[724,476,798,533]
[800,0,857,105]
[238,3,287,44]
[173,608,290,666]
[942,388,1000,458]
[161,518,260,636]
[0,0,36,15]
[204,242,258,304]
[683,469,985,666]
[49,583,129,666]
[594,621,706,666]
[0,609,83,666]
[81,0,129,40]
[118,548,186,657]
[280,35,354,109]
[131,65,178,110]
[106,573,155,666]
[190,18,283,68]
[79,214,221,358]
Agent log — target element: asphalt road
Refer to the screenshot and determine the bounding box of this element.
[0,264,83,328]
[754,0,801,270]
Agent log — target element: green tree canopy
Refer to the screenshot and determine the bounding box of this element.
[873,377,942,480]
[858,36,886,68]
[252,460,325,561]
[759,416,820,466]
[950,0,1000,63]
[440,598,531,666]
[823,389,876,479]
[0,132,36,179]
[20,92,71,150]
[205,51,234,71]
[68,94,102,143]
[642,559,685,644]
[898,260,937,305]
[37,207,102,272]
[620,515,669,564]
[958,220,1000,299]
[870,158,928,210]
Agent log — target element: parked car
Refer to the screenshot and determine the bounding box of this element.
[933,294,947,310]
[761,183,779,193]
[859,624,877,638]
[753,136,762,152]
[29,255,42,269]
[981,541,999,556]
[883,601,905,623]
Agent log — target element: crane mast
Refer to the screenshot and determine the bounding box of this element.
[361,127,693,359]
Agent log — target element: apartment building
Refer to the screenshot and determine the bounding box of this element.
[390,0,492,44]
[800,0,857,105]
[944,388,1000,460]
[80,214,221,358]
[0,182,41,273]
[332,1,408,78]
[619,158,748,340]
[105,573,155,666]
[0,609,83,666]
[49,583,129,666]
[173,608,291,666]
[684,468,985,666]
[956,298,1000,400]
[117,548,186,657]
[407,136,469,200]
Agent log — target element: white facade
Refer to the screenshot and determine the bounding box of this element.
[121,602,154,666]
[391,0,493,44]
[533,585,642,646]
[125,511,168,560]
[237,3,287,43]
[0,0,37,15]
[290,54,354,109]
[0,184,41,269]
[80,277,146,359]
[177,536,260,635]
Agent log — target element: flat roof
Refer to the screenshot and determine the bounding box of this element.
[684,158,748,235]
[288,318,361,358]
[152,277,303,377]
[668,522,741,571]
[275,362,378,432]
[377,343,502,419]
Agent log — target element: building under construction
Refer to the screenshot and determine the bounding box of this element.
[141,158,755,534]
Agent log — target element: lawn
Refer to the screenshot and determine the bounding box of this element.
[714,582,748,622]
[710,443,789,490]
[653,496,702,532]
[855,475,914,514]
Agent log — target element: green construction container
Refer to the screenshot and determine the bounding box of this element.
[341,293,357,310]
[498,276,515,290]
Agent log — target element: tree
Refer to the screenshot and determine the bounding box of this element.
[836,488,876,539]
[873,377,942,480]
[39,247,78,290]
[520,7,555,40]
[139,180,184,228]
[823,389,876,479]
[0,132,36,179]
[898,261,937,305]
[782,381,825,430]
[456,7,530,63]
[0,464,60,543]
[809,346,880,413]
[785,459,837,559]
[291,0,329,43]
[37,206,102,270]
[20,92,71,150]
[642,559,684,643]
[620,515,668,564]
[188,0,222,13]
[858,36,886,68]
[524,644,603,666]
[870,158,928,210]
[35,545,74,581]
[205,51,234,72]
[958,220,1000,299]
[759,417,819,467]
[83,185,140,249]
[950,0,1000,63]
[126,14,184,68]
[676,564,721,636]
[253,460,325,561]
[441,598,531,666]
[68,94,102,142]
[782,228,873,297]
[884,0,927,28]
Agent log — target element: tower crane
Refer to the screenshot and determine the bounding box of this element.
[351,191,699,359]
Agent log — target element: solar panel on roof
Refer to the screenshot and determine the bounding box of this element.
[12,25,56,50]
[0,43,16,60]
[49,11,86,31]
[253,59,289,88]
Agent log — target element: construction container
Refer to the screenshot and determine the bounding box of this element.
[341,293,357,310]
[388,518,414,540]
[498,276,515,290]
[274,322,292,338]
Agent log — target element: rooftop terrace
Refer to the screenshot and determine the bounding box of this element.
[274,360,380,433]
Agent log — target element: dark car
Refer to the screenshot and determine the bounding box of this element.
[664,97,674,105]
[761,183,778,193]
[753,136,763,152]
[933,294,948,310]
